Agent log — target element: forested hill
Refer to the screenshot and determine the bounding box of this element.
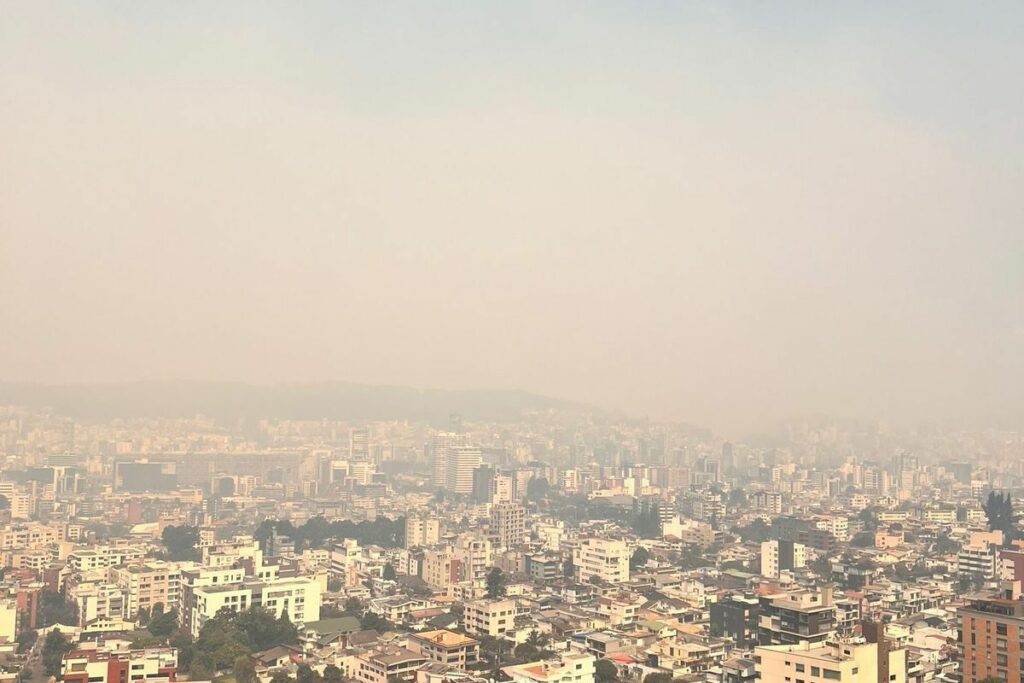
[0,380,600,422]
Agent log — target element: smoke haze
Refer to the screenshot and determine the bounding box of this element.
[2,3,1023,433]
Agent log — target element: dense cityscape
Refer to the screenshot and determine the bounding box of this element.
[5,3,1023,683]
[0,406,1021,683]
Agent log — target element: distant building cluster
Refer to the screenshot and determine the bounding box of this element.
[0,409,1022,683]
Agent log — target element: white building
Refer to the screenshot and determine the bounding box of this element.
[760,540,806,578]
[755,639,906,683]
[573,538,630,584]
[503,653,596,683]
[189,576,320,638]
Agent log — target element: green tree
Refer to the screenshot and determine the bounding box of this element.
[16,629,37,654]
[190,657,215,681]
[38,591,78,627]
[42,631,74,677]
[514,642,539,663]
[486,568,506,599]
[270,672,293,683]
[736,519,771,544]
[383,563,397,581]
[630,547,650,570]
[595,659,618,683]
[323,665,344,683]
[234,657,257,683]
[984,491,1019,544]
[148,608,179,638]
[162,525,201,561]
[296,664,322,683]
[137,607,151,625]
[360,612,392,632]
[526,477,551,502]
[643,674,672,683]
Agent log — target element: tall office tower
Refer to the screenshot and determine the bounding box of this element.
[490,502,525,549]
[721,441,735,472]
[704,458,721,483]
[430,432,464,490]
[472,465,496,504]
[350,428,370,460]
[449,413,464,433]
[446,446,482,494]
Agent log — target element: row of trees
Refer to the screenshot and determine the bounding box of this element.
[254,516,406,551]
[182,607,300,679]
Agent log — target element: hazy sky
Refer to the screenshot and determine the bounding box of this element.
[2,2,1023,433]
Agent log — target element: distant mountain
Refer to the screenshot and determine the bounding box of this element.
[0,381,600,423]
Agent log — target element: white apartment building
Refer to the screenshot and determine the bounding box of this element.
[463,598,520,637]
[68,545,145,573]
[110,561,182,617]
[503,653,596,683]
[422,547,459,593]
[446,447,482,494]
[0,599,15,645]
[573,538,630,584]
[189,576,321,638]
[454,536,493,583]
[70,581,128,628]
[760,540,807,578]
[755,639,906,683]
[405,517,441,549]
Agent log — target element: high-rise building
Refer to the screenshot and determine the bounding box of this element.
[710,595,760,650]
[430,432,466,490]
[405,516,441,549]
[446,446,482,494]
[350,428,370,460]
[490,502,525,549]
[492,474,515,503]
[472,465,495,504]
[958,594,1024,683]
[760,539,806,578]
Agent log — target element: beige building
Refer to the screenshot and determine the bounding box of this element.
[110,561,181,618]
[354,647,426,683]
[422,547,459,593]
[491,503,526,550]
[755,639,906,683]
[573,538,629,584]
[760,540,806,578]
[408,629,479,670]
[405,517,441,549]
[0,523,62,551]
[463,598,519,637]
[454,536,493,583]
[503,653,596,683]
